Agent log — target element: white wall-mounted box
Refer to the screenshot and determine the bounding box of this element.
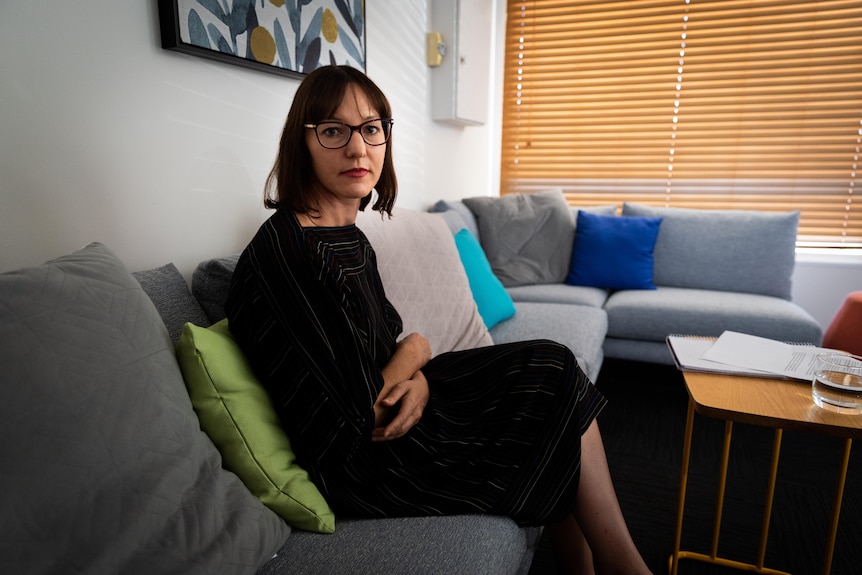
[430,0,493,126]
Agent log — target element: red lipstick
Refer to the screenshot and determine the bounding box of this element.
[343,168,369,178]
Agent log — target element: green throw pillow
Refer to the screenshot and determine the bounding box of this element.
[176,319,335,533]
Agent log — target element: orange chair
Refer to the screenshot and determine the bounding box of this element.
[822,291,862,355]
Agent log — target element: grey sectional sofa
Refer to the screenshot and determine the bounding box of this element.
[0,208,545,575]
[432,196,823,369]
[1,196,822,574]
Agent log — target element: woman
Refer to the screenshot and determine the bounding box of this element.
[226,65,651,575]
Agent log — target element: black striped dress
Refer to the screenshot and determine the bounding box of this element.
[225,208,606,527]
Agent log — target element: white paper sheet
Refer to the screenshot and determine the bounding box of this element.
[700,331,834,381]
[666,335,775,377]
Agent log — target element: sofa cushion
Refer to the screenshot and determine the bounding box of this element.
[259,516,541,575]
[133,262,210,343]
[622,203,799,299]
[357,208,493,354]
[604,286,823,344]
[489,302,608,383]
[566,212,662,290]
[0,243,289,575]
[176,319,335,533]
[505,283,609,309]
[463,190,574,287]
[454,229,516,328]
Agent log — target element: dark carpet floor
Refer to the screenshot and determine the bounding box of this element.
[528,359,862,575]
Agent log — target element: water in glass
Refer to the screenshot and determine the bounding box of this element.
[812,352,862,414]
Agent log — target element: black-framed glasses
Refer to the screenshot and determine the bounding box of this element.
[305,118,393,149]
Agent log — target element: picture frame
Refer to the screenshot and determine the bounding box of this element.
[158,0,366,79]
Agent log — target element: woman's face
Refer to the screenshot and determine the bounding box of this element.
[306,84,387,210]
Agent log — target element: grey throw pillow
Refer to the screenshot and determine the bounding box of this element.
[193,254,240,323]
[0,243,289,575]
[431,199,481,238]
[463,190,574,286]
[622,203,799,299]
[133,262,211,343]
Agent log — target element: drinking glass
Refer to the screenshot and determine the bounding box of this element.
[811,352,862,414]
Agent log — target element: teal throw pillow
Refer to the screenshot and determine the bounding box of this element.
[566,211,663,290]
[454,229,516,328]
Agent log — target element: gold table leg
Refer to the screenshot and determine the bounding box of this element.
[822,437,852,575]
[669,400,695,575]
[709,420,734,559]
[756,429,783,569]
[670,398,791,575]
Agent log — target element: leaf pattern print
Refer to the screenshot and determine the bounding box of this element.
[177,0,365,74]
[298,8,323,73]
[273,18,292,71]
[187,9,209,48]
[332,0,361,39]
[208,23,232,53]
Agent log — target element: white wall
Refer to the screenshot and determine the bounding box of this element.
[793,251,862,332]
[0,0,498,278]
[0,0,857,331]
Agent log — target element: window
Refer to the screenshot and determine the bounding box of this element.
[501,0,862,246]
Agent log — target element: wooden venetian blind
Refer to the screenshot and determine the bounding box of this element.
[501,0,862,245]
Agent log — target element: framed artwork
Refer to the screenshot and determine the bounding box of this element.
[158,0,366,79]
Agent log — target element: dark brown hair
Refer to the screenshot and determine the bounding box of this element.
[263,65,397,215]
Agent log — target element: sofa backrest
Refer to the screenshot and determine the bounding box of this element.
[622,203,799,299]
[431,197,617,287]
[431,199,613,245]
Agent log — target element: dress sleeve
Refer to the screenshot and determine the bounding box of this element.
[225,210,388,469]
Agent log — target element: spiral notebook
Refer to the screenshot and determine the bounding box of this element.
[666,331,828,381]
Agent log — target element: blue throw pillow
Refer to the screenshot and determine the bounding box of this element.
[566,212,663,290]
[454,229,516,328]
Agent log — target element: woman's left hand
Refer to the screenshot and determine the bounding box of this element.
[372,370,429,442]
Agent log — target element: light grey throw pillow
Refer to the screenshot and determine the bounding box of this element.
[357,208,493,354]
[622,203,799,299]
[463,190,575,287]
[0,243,289,575]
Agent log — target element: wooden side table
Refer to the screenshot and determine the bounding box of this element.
[669,371,862,575]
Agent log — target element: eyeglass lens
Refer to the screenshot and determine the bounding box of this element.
[314,119,391,149]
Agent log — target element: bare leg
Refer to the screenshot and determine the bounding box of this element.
[547,514,594,574]
[555,420,652,575]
